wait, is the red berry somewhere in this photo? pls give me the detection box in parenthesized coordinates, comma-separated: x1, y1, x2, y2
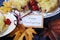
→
(4, 19, 11, 25)
(32, 5, 38, 11)
(29, 0, 35, 6)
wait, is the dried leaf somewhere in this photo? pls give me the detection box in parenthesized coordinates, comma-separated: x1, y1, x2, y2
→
(18, 33, 25, 40)
(14, 31, 21, 40)
(25, 33, 29, 40)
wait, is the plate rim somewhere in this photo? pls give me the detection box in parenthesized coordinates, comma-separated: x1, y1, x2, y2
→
(32, 7, 60, 18)
(44, 7, 60, 18)
(0, 13, 17, 37)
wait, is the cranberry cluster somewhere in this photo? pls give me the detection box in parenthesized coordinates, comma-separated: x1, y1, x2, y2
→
(28, 0, 39, 11)
(4, 19, 11, 25)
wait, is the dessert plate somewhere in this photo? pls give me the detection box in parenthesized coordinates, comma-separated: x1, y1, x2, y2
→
(44, 0, 60, 18)
(44, 7, 60, 18)
(4, 0, 60, 18)
(0, 13, 17, 37)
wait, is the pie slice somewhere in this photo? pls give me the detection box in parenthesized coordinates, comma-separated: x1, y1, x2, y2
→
(36, 0, 58, 12)
(0, 13, 8, 32)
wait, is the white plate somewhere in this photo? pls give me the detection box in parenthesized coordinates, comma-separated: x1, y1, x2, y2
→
(44, 7, 60, 18)
(4, 0, 60, 18)
(14, 7, 60, 18)
(0, 13, 17, 37)
(30, 7, 60, 18)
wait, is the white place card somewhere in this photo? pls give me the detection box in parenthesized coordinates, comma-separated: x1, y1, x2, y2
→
(22, 14, 43, 28)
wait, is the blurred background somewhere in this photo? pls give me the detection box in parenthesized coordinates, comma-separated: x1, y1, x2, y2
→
(0, 0, 60, 40)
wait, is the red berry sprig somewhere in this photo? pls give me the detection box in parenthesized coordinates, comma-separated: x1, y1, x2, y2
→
(4, 19, 11, 25)
(29, 0, 39, 11)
